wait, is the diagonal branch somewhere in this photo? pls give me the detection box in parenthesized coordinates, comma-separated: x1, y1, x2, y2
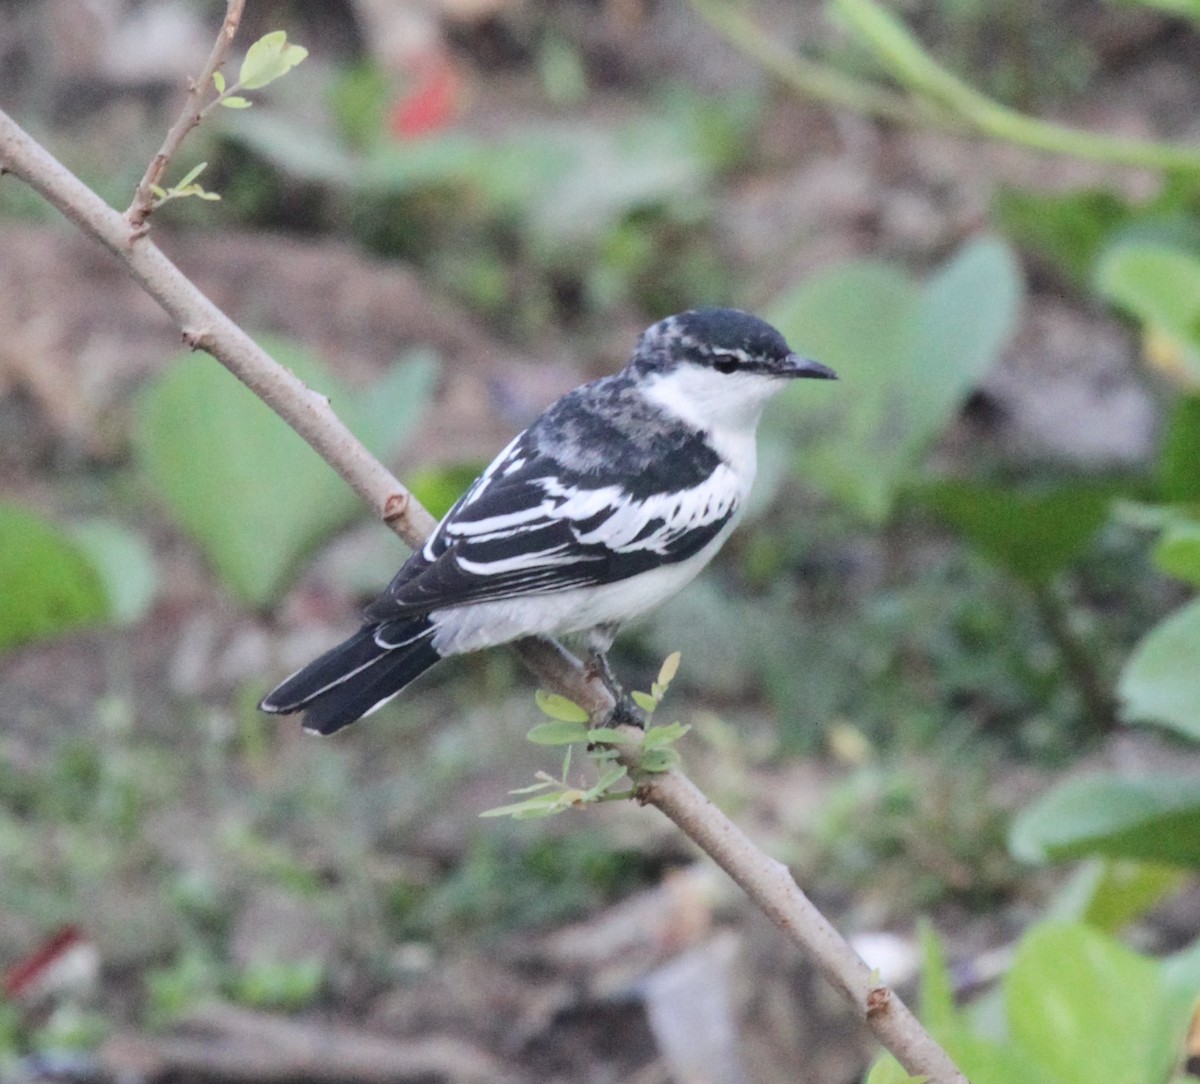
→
(126, 0, 247, 231)
(0, 90, 964, 1084)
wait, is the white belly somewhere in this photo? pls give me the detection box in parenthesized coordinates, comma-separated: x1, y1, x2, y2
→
(428, 520, 737, 656)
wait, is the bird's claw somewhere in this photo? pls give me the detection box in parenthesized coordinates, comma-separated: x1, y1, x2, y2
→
(608, 695, 647, 729)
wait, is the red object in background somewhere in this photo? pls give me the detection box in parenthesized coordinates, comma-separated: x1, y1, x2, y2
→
(390, 54, 462, 139)
(2, 925, 98, 1002)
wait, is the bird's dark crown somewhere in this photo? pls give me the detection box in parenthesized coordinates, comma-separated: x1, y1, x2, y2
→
(631, 307, 794, 376)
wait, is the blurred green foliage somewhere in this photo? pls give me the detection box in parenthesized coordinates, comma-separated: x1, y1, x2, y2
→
(871, 921, 1198, 1084)
(135, 340, 436, 606)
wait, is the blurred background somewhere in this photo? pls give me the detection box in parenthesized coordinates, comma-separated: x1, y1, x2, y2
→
(3, 0, 1200, 1081)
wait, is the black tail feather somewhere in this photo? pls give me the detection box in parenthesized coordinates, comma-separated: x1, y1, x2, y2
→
(259, 619, 441, 735)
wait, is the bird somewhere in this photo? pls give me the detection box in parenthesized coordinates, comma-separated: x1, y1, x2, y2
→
(260, 307, 837, 735)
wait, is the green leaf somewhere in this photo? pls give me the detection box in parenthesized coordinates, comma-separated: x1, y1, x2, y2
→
(1157, 394, 1200, 502)
(769, 237, 1021, 523)
(135, 340, 433, 606)
(1010, 774, 1200, 867)
(175, 161, 208, 189)
(1153, 516, 1200, 585)
(70, 520, 157, 625)
(1006, 923, 1186, 1084)
(0, 503, 109, 651)
(919, 477, 1124, 584)
(1119, 598, 1200, 739)
(639, 748, 680, 773)
(479, 792, 575, 819)
(584, 727, 627, 744)
(526, 719, 590, 744)
(238, 31, 308, 91)
(532, 690, 590, 724)
(943, 1033, 1061, 1084)
(1097, 243, 1200, 385)
(630, 690, 658, 713)
(351, 349, 439, 460)
(642, 721, 691, 748)
(656, 650, 681, 689)
(212, 71, 226, 93)
(406, 461, 486, 520)
(220, 96, 252, 110)
(1052, 860, 1188, 934)
(916, 921, 958, 1036)
(582, 765, 628, 801)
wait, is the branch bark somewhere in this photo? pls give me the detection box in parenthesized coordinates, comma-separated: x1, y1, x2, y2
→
(0, 58, 964, 1084)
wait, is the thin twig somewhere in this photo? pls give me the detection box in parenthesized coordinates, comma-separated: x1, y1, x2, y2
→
(126, 0, 247, 232)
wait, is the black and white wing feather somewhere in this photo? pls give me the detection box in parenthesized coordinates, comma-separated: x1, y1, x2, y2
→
(364, 401, 740, 625)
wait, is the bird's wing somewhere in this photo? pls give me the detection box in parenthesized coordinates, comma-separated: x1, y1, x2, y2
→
(363, 435, 740, 621)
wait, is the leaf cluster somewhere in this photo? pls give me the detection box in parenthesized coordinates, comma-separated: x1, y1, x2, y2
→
(483, 654, 689, 820)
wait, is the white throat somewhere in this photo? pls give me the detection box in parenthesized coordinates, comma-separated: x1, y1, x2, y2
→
(641, 363, 785, 479)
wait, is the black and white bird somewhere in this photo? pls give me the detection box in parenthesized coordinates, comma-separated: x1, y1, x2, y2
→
(260, 307, 836, 735)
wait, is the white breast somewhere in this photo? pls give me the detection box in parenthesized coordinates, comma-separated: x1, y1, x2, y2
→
(428, 516, 741, 656)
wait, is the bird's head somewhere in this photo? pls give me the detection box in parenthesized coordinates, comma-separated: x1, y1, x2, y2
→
(631, 307, 836, 433)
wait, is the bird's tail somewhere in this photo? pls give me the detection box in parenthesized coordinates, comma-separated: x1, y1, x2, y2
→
(259, 618, 441, 736)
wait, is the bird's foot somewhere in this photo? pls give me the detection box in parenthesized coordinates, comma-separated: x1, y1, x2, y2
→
(584, 644, 624, 700)
(609, 694, 648, 729)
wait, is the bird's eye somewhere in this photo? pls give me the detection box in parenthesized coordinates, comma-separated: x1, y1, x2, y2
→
(712, 353, 739, 374)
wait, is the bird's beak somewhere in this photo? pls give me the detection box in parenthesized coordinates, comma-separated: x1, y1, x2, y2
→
(783, 354, 838, 380)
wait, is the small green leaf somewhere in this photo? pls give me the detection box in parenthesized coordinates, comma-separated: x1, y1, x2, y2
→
(657, 650, 681, 689)
(220, 96, 252, 109)
(533, 689, 590, 723)
(1153, 518, 1200, 585)
(175, 161, 208, 189)
(917, 920, 959, 1035)
(1157, 394, 1200, 501)
(480, 793, 572, 819)
(582, 765, 628, 801)
(506, 779, 557, 795)
(1097, 243, 1200, 385)
(642, 721, 691, 748)
(0, 503, 109, 651)
(584, 727, 626, 744)
(175, 184, 220, 201)
(212, 70, 226, 93)
(1056, 860, 1188, 934)
(630, 690, 658, 713)
(239, 30, 309, 91)
(639, 747, 680, 773)
(1119, 598, 1200, 739)
(527, 719, 589, 745)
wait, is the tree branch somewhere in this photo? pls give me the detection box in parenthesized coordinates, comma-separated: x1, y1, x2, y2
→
(0, 49, 963, 1084)
(127, 0, 247, 231)
(633, 759, 966, 1082)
